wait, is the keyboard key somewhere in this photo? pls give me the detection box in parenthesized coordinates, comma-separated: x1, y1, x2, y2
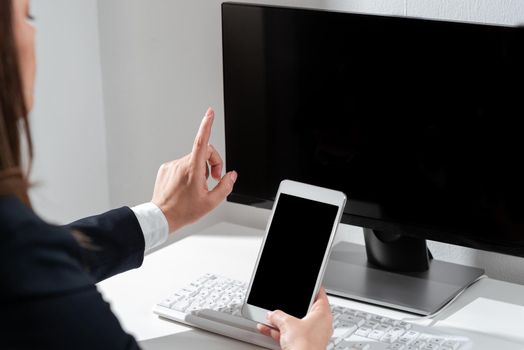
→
(368, 330, 385, 340)
(411, 340, 426, 347)
(336, 341, 370, 350)
(398, 337, 411, 345)
(390, 327, 406, 335)
(187, 303, 201, 313)
(171, 300, 191, 312)
(355, 327, 372, 337)
(181, 288, 199, 297)
(184, 284, 199, 292)
(381, 317, 396, 326)
(402, 330, 420, 342)
(404, 346, 419, 350)
(210, 292, 221, 301)
(331, 322, 357, 344)
(158, 297, 176, 308)
(371, 315, 385, 322)
(364, 321, 379, 329)
(394, 321, 412, 330)
(418, 334, 433, 342)
(332, 306, 344, 313)
(375, 324, 391, 332)
(442, 341, 462, 350)
(429, 337, 445, 345)
(339, 315, 366, 327)
(380, 332, 399, 343)
(355, 311, 372, 320)
(203, 280, 216, 288)
(343, 309, 358, 316)
(195, 276, 210, 284)
(202, 301, 216, 309)
(386, 343, 405, 350)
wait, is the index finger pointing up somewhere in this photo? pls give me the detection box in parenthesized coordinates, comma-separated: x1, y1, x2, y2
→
(192, 108, 215, 163)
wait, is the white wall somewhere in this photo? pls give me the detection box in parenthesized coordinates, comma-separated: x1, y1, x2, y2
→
(407, 0, 524, 25)
(96, 0, 524, 283)
(29, 0, 110, 224)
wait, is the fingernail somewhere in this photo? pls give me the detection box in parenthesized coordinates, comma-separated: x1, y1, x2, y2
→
(206, 107, 213, 118)
(230, 171, 238, 183)
(266, 311, 272, 319)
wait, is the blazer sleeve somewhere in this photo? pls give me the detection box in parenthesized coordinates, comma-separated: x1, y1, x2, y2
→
(64, 207, 146, 283)
(0, 197, 144, 350)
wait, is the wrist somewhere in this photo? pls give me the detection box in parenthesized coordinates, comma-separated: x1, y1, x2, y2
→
(153, 202, 186, 234)
(290, 340, 321, 350)
(293, 346, 315, 350)
(131, 202, 170, 251)
(149, 201, 175, 234)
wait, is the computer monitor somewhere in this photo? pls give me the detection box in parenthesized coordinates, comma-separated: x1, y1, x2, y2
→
(222, 3, 524, 314)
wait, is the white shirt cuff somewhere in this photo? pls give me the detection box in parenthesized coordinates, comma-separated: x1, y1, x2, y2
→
(131, 202, 169, 252)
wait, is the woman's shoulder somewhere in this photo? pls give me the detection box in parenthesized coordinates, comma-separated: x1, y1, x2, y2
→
(0, 195, 74, 248)
(0, 195, 92, 299)
(0, 194, 48, 235)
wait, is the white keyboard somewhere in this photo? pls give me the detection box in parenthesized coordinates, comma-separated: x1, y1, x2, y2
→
(153, 273, 472, 350)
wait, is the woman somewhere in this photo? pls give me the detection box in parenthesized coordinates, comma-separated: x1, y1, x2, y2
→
(0, 0, 333, 349)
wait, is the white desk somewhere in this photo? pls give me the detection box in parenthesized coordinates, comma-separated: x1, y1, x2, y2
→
(97, 222, 524, 350)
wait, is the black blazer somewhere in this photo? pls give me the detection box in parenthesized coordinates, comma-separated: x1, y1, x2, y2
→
(0, 195, 145, 349)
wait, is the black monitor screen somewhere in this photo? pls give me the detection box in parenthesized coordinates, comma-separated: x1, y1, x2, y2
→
(222, 3, 524, 257)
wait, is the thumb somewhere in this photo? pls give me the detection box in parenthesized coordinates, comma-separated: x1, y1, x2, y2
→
(208, 171, 237, 206)
(309, 287, 332, 318)
(267, 310, 293, 331)
(315, 287, 329, 306)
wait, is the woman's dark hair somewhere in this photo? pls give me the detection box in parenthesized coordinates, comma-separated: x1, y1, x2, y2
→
(0, 0, 33, 205)
(0, 2, 93, 249)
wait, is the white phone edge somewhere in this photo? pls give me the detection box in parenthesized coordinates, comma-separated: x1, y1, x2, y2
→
(241, 179, 347, 326)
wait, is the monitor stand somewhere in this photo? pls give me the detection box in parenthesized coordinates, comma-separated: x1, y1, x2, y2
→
(323, 228, 485, 315)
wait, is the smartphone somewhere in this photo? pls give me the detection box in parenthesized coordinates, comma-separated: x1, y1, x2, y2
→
(242, 180, 346, 325)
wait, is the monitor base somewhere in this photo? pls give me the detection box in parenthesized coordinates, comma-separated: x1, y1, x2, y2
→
(323, 241, 484, 315)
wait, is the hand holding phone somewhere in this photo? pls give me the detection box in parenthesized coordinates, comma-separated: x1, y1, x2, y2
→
(242, 180, 346, 325)
(256, 288, 334, 349)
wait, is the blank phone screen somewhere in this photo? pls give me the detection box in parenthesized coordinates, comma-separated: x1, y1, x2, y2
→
(247, 193, 339, 318)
